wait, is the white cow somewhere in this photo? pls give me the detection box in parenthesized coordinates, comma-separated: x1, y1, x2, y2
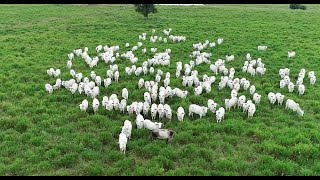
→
(136, 114, 145, 129)
(177, 106, 185, 122)
(285, 99, 304, 116)
(118, 132, 128, 154)
(122, 120, 132, 139)
(189, 104, 208, 119)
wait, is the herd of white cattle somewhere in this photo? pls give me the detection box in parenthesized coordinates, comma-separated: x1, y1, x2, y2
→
(45, 28, 316, 153)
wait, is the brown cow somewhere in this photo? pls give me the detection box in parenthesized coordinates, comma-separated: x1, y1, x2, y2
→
(150, 129, 175, 144)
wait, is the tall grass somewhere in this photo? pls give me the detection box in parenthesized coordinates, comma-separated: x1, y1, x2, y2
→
(0, 4, 320, 175)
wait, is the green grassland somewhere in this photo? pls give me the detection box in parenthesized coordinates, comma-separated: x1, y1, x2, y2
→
(1, 4, 320, 175)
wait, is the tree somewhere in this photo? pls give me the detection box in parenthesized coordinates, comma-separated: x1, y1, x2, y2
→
(134, 4, 157, 18)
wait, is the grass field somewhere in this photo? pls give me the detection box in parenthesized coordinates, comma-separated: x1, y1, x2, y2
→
(1, 4, 320, 176)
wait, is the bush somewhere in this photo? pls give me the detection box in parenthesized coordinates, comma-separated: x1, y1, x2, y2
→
(289, 4, 300, 9)
(289, 4, 307, 10)
(300, 5, 307, 10)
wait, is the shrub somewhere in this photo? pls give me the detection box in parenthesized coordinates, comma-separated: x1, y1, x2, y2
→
(289, 4, 300, 9)
(289, 4, 306, 10)
(300, 5, 307, 10)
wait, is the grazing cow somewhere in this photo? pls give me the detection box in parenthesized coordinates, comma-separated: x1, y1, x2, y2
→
(150, 129, 175, 144)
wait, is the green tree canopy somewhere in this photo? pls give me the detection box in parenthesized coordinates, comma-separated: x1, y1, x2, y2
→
(134, 4, 157, 18)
